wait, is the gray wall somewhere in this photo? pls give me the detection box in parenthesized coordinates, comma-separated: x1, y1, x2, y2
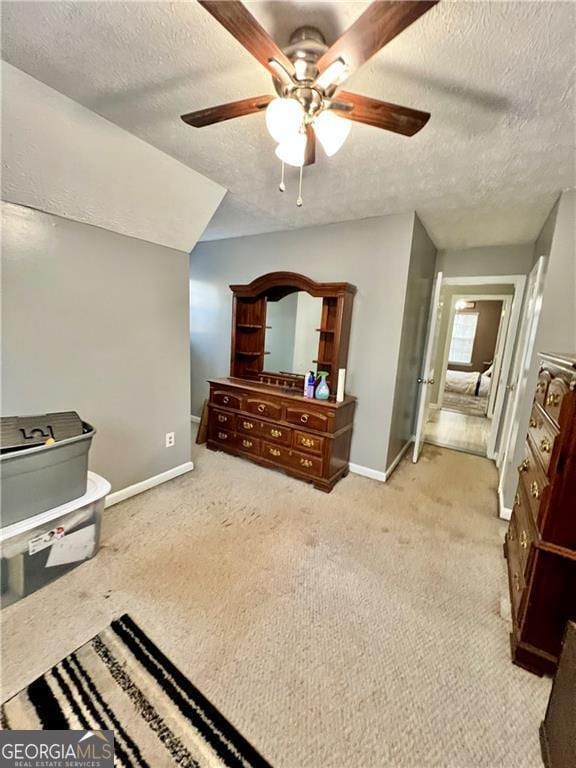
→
(501, 190, 576, 508)
(190, 213, 416, 474)
(386, 216, 436, 465)
(436, 243, 534, 277)
(1, 202, 192, 492)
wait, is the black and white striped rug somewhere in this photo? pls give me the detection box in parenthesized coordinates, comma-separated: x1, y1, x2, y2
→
(1, 614, 272, 768)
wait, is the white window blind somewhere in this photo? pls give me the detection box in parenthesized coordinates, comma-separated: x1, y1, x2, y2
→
(449, 312, 479, 364)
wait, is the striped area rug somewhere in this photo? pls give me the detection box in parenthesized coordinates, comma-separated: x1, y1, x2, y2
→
(1, 614, 271, 768)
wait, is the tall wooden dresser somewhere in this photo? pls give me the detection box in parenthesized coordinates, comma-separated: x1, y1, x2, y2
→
(504, 353, 576, 676)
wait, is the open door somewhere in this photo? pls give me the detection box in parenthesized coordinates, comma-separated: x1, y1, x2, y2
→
(413, 271, 443, 462)
(497, 257, 547, 496)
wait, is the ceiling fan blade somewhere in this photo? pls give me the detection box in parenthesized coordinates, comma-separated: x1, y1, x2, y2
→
(198, 1, 295, 79)
(181, 95, 273, 127)
(317, 1, 438, 83)
(332, 91, 430, 136)
(304, 125, 316, 166)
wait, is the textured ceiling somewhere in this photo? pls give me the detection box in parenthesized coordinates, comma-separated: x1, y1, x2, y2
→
(2, 1, 575, 248)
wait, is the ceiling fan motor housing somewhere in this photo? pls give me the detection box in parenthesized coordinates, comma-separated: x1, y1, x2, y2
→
(274, 26, 330, 114)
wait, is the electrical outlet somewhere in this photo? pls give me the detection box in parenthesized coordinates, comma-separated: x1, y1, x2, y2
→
(165, 432, 175, 448)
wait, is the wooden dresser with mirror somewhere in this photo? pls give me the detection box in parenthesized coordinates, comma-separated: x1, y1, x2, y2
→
(504, 352, 576, 676)
(206, 272, 356, 492)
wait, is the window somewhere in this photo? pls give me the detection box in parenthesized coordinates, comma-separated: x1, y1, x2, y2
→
(449, 311, 479, 364)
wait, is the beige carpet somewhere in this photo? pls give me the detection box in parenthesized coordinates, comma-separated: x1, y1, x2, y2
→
(1, 439, 550, 767)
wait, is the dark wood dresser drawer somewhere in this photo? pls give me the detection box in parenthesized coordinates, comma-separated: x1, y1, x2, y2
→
(209, 424, 234, 445)
(528, 404, 558, 473)
(261, 441, 323, 477)
(258, 421, 292, 445)
(285, 406, 329, 432)
(285, 449, 323, 477)
(234, 434, 261, 456)
(518, 440, 550, 529)
(506, 520, 527, 623)
(294, 430, 325, 455)
(244, 397, 282, 420)
(535, 370, 552, 407)
(513, 481, 538, 573)
(544, 377, 569, 427)
(212, 409, 236, 430)
(211, 389, 242, 410)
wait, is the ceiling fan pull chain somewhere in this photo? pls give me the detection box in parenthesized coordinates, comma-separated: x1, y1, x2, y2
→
(278, 161, 286, 193)
(296, 165, 303, 207)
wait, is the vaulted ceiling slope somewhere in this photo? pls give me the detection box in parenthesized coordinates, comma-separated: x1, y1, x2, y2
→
(2, 1, 575, 249)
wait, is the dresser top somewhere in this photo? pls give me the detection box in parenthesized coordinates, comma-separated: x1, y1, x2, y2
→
(539, 352, 576, 370)
(208, 377, 356, 408)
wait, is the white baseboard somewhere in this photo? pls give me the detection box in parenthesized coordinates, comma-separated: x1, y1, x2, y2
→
(498, 488, 512, 521)
(349, 438, 413, 484)
(349, 463, 386, 483)
(105, 461, 194, 508)
(190, 415, 200, 423)
(385, 439, 413, 480)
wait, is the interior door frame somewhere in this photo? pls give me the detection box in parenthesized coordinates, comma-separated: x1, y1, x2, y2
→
(440, 275, 527, 460)
(497, 257, 547, 515)
(437, 293, 513, 414)
(412, 271, 444, 463)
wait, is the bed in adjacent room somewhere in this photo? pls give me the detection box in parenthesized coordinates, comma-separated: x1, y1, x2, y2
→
(442, 366, 492, 416)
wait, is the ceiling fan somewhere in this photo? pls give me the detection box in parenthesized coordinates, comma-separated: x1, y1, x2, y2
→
(181, 0, 438, 205)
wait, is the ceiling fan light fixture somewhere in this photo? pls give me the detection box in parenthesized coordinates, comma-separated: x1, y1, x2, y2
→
(265, 97, 304, 144)
(313, 110, 351, 157)
(275, 132, 308, 168)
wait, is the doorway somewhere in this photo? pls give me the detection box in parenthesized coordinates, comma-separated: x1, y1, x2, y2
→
(413, 275, 526, 462)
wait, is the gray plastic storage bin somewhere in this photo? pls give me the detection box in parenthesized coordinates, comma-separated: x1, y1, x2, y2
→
(0, 416, 95, 528)
(0, 472, 110, 607)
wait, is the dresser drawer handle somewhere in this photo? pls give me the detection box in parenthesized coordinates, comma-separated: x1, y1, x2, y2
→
(518, 458, 529, 472)
(301, 437, 315, 448)
(507, 528, 515, 543)
(531, 481, 540, 500)
(514, 493, 521, 507)
(242, 439, 253, 448)
(269, 447, 281, 457)
(217, 414, 227, 423)
(546, 393, 560, 407)
(520, 530, 528, 549)
(258, 404, 266, 413)
(513, 573, 521, 592)
(300, 458, 313, 468)
(529, 417, 537, 428)
(540, 437, 551, 453)
(270, 428, 282, 438)
(223, 396, 229, 404)
(218, 432, 228, 440)
(243, 421, 254, 430)
(300, 414, 309, 424)
(537, 381, 546, 391)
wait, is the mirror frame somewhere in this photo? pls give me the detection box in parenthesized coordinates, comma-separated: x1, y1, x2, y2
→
(229, 272, 356, 393)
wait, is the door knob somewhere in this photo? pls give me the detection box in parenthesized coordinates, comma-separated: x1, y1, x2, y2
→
(417, 377, 424, 383)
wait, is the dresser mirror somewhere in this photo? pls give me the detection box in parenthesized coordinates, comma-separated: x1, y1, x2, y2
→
(265, 292, 323, 376)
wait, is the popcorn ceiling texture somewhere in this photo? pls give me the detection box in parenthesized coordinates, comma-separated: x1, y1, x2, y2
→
(2, 438, 550, 767)
(2, 1, 574, 248)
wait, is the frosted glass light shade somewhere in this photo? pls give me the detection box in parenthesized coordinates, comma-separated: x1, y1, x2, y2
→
(265, 98, 304, 143)
(275, 133, 307, 167)
(313, 111, 351, 156)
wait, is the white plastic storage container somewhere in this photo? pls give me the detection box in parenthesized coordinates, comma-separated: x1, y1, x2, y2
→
(0, 472, 110, 608)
